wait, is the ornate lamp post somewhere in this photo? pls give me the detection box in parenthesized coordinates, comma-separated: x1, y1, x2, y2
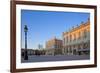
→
(24, 25, 28, 60)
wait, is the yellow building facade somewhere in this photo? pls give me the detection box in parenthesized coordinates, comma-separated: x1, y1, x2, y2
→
(63, 19, 90, 55)
(46, 37, 63, 55)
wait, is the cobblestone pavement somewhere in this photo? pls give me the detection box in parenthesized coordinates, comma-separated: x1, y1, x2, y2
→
(21, 55, 90, 63)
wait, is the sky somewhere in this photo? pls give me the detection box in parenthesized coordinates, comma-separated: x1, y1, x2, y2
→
(21, 9, 90, 49)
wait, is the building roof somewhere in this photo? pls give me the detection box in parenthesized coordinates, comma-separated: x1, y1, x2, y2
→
(63, 20, 90, 36)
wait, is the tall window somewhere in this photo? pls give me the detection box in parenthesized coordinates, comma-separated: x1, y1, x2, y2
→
(78, 32, 81, 39)
(67, 36, 68, 42)
(70, 35, 72, 42)
(69, 46, 72, 53)
(74, 34, 76, 41)
(78, 44, 81, 49)
(67, 36, 69, 42)
(64, 38, 66, 45)
(84, 29, 87, 38)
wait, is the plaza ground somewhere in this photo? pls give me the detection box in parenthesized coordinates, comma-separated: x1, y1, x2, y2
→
(21, 55, 90, 63)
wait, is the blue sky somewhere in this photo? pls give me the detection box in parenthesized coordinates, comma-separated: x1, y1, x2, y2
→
(21, 10, 90, 49)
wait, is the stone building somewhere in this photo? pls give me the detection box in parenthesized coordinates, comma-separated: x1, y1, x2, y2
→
(45, 37, 63, 55)
(62, 19, 90, 55)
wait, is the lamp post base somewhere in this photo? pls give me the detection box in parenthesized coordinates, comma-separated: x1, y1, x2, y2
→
(24, 50, 28, 60)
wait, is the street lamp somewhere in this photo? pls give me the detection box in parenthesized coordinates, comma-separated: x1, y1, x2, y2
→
(24, 25, 28, 60)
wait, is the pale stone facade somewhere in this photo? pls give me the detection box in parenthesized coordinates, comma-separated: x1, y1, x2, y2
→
(62, 19, 90, 55)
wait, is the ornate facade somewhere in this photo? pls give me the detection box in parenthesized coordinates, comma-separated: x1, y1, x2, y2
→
(45, 37, 63, 55)
(62, 19, 90, 55)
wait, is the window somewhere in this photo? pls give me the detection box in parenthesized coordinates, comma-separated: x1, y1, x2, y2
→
(63, 38, 65, 45)
(70, 35, 72, 42)
(69, 46, 72, 53)
(84, 29, 87, 38)
(67, 36, 68, 42)
(74, 34, 76, 41)
(78, 32, 81, 39)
